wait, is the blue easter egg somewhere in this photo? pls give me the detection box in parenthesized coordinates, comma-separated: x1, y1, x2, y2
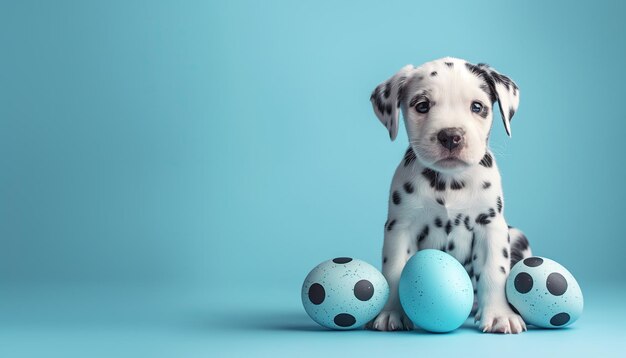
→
(301, 257, 389, 330)
(399, 249, 473, 333)
(506, 257, 583, 328)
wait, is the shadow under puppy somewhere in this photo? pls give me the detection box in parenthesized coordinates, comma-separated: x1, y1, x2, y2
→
(367, 57, 531, 334)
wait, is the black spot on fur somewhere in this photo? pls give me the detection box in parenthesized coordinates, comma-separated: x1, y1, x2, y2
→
(396, 76, 407, 108)
(475, 213, 491, 225)
(509, 107, 516, 121)
(483, 181, 491, 189)
(383, 257, 387, 264)
(434, 217, 443, 228)
(431, 71, 437, 76)
(473, 253, 477, 261)
(421, 168, 437, 185)
(510, 234, 530, 268)
(370, 85, 388, 115)
(417, 225, 429, 243)
(500, 266, 506, 274)
(434, 180, 445, 191)
(407, 248, 411, 254)
(454, 213, 463, 226)
(445, 62, 454, 67)
(422, 168, 446, 191)
(465, 63, 497, 103)
(496, 196, 502, 213)
(436, 197, 445, 206)
(463, 256, 472, 266)
(503, 248, 509, 259)
(403, 182, 414, 194)
(392, 191, 401, 205)
(445, 220, 452, 235)
(450, 179, 465, 190)
(491, 71, 514, 91)
(479, 83, 494, 103)
(403, 147, 416, 167)
(475, 274, 480, 282)
(383, 81, 391, 99)
(488, 208, 496, 217)
(448, 241, 455, 251)
(479, 152, 493, 167)
(464, 216, 472, 231)
(386, 219, 396, 231)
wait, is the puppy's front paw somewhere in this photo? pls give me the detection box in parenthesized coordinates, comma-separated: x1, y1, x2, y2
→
(475, 305, 527, 334)
(366, 310, 414, 331)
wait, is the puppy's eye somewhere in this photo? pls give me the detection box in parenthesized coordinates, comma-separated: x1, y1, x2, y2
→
(415, 101, 430, 113)
(471, 101, 483, 113)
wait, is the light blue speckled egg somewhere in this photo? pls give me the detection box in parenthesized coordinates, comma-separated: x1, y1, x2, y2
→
(399, 249, 473, 333)
(301, 257, 389, 330)
(506, 256, 583, 328)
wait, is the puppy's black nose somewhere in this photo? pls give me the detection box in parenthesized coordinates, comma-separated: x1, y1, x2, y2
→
(437, 128, 464, 151)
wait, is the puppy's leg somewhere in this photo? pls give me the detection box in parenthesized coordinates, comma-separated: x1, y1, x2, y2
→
(473, 218, 526, 334)
(367, 219, 414, 331)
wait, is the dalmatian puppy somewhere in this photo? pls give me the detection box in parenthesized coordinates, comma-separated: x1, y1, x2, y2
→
(366, 57, 532, 334)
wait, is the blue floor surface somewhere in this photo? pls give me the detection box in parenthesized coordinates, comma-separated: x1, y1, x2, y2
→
(0, 282, 624, 357)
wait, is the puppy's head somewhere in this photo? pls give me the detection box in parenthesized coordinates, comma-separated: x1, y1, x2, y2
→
(370, 57, 519, 173)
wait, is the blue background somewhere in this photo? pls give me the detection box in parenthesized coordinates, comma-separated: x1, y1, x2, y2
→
(1, 0, 625, 356)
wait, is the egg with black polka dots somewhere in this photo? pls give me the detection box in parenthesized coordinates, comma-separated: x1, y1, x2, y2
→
(506, 256, 583, 328)
(301, 257, 389, 330)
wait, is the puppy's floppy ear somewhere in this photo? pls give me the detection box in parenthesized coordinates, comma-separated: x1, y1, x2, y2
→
(477, 63, 520, 137)
(370, 65, 414, 141)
